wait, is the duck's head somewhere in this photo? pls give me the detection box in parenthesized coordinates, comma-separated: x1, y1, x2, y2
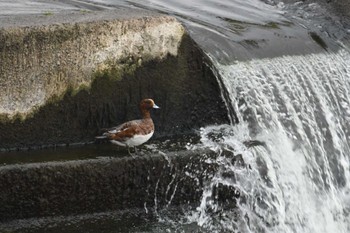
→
(140, 99, 160, 111)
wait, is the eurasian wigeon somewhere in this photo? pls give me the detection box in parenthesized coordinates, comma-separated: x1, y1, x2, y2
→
(96, 99, 160, 155)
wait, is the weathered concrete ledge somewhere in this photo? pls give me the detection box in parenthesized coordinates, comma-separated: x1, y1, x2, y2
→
(0, 9, 229, 149)
(0, 149, 239, 222)
(0, 10, 184, 119)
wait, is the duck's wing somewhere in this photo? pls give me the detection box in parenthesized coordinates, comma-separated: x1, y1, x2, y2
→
(104, 119, 142, 134)
(96, 120, 142, 141)
(103, 124, 124, 134)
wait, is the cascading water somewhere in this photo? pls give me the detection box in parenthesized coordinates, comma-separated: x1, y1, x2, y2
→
(181, 49, 350, 232)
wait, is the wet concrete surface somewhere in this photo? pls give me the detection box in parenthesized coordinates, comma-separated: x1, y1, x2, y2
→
(0, 207, 204, 233)
(0, 131, 244, 225)
(0, 145, 210, 222)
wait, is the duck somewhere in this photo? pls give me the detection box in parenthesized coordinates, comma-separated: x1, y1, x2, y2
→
(96, 99, 160, 155)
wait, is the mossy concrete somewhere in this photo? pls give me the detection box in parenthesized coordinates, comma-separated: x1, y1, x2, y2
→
(0, 10, 229, 150)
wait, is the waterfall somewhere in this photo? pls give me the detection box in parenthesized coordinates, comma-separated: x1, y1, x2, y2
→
(186, 49, 350, 232)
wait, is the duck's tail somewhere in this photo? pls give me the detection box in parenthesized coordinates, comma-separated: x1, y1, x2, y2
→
(110, 140, 127, 147)
(95, 135, 109, 144)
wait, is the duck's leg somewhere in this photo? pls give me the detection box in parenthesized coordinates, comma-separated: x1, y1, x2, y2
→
(127, 147, 133, 156)
(134, 146, 138, 154)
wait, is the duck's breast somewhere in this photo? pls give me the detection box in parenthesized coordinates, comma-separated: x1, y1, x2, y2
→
(125, 131, 154, 147)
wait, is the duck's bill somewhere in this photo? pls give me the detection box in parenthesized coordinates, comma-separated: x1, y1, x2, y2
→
(153, 104, 160, 109)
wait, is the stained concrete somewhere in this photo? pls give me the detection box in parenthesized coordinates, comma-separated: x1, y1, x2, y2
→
(0, 10, 184, 119)
(0, 9, 229, 150)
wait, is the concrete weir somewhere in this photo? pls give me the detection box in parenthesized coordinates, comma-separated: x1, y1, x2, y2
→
(0, 8, 229, 150)
(0, 7, 231, 224)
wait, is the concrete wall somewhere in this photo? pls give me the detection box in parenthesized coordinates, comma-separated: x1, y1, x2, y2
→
(0, 9, 229, 150)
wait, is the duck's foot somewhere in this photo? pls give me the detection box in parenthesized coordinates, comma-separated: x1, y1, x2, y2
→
(127, 147, 137, 158)
(126, 146, 145, 157)
(127, 147, 133, 156)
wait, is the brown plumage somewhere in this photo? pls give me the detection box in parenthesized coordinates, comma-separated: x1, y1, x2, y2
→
(96, 99, 160, 152)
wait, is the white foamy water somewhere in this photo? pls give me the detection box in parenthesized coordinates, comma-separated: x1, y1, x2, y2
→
(189, 50, 350, 232)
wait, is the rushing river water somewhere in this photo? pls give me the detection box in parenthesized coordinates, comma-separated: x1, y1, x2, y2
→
(1, 0, 350, 232)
